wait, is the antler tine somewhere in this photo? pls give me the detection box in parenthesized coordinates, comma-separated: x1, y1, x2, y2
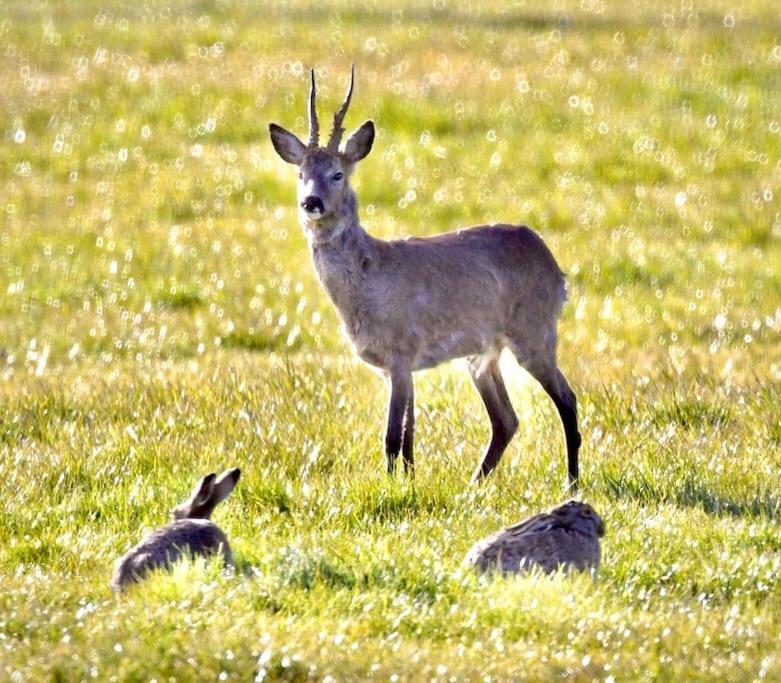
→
(327, 64, 355, 152)
(308, 68, 319, 148)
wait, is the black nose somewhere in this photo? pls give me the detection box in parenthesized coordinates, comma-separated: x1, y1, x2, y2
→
(301, 195, 324, 213)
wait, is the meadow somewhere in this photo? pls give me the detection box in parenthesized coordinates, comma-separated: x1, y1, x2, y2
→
(1, 0, 780, 679)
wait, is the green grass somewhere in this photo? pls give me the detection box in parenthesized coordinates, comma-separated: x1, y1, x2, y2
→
(1, 0, 780, 679)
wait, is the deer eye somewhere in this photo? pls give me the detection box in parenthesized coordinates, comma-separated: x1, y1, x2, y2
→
(331, 172, 344, 182)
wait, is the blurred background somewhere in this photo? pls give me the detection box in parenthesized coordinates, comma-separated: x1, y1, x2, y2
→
(1, 0, 778, 380)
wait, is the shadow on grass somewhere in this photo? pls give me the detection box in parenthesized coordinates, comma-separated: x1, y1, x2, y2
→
(221, 330, 292, 353)
(603, 470, 781, 519)
(157, 289, 203, 311)
(242, 480, 294, 515)
(236, 548, 443, 606)
(350, 486, 452, 524)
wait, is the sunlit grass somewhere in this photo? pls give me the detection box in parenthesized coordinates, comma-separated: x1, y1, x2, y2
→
(1, 0, 780, 680)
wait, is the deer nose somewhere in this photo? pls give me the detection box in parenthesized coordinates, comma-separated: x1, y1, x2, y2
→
(301, 195, 324, 214)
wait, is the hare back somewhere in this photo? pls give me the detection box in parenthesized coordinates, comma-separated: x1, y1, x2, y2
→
(112, 519, 232, 590)
(465, 527, 600, 575)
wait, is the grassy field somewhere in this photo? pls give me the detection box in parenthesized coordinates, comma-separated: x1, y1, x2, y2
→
(1, 0, 780, 679)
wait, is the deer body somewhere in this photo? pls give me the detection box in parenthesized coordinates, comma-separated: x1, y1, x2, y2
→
(311, 216, 564, 374)
(270, 68, 581, 486)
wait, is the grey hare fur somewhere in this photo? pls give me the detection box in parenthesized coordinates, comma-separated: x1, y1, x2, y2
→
(111, 468, 240, 590)
(464, 500, 604, 574)
(269, 67, 581, 487)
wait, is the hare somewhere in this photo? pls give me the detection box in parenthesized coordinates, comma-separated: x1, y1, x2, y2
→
(111, 468, 241, 590)
(464, 500, 604, 575)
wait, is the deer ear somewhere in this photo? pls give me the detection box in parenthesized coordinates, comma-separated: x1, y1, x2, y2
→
(269, 123, 307, 164)
(343, 120, 374, 163)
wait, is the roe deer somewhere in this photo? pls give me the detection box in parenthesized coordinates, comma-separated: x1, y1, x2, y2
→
(269, 67, 581, 487)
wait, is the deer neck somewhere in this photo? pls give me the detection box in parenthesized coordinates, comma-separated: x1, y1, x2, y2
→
(306, 189, 380, 317)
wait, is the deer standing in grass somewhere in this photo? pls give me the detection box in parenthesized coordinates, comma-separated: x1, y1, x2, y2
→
(269, 67, 581, 487)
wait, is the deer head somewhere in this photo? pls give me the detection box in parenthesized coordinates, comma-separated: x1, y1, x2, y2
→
(269, 66, 374, 238)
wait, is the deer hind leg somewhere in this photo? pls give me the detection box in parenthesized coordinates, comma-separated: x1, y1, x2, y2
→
(468, 353, 519, 483)
(512, 346, 581, 490)
(385, 368, 413, 475)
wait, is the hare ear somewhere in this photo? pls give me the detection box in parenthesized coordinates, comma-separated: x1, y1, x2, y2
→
(208, 468, 241, 507)
(189, 473, 217, 506)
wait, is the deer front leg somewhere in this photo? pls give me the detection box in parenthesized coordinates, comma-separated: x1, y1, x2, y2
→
(402, 382, 415, 475)
(385, 367, 412, 474)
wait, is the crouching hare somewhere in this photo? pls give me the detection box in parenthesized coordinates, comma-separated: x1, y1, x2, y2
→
(112, 468, 241, 590)
(464, 500, 604, 575)
(269, 67, 581, 488)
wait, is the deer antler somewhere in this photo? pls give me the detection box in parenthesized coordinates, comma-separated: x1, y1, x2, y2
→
(327, 64, 355, 152)
(308, 69, 319, 148)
